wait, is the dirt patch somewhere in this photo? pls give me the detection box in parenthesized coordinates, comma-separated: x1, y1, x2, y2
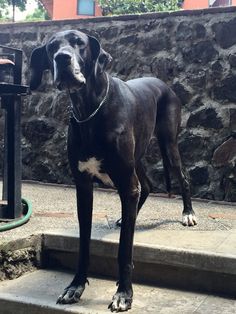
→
(0, 235, 42, 281)
(34, 211, 74, 218)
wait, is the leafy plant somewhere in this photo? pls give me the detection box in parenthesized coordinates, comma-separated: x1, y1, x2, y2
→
(25, 5, 49, 21)
(0, 0, 27, 21)
(0, 0, 49, 22)
(99, 0, 183, 15)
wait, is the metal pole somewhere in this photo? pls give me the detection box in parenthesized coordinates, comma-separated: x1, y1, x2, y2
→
(1, 95, 22, 219)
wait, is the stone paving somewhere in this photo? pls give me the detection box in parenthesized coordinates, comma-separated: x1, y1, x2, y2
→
(0, 181, 236, 313)
(1, 180, 236, 244)
(1, 269, 236, 314)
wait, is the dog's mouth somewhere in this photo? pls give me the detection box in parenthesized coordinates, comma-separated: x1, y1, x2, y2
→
(54, 66, 86, 91)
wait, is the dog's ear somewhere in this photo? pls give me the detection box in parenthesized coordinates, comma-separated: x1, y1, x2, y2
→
(97, 48, 113, 74)
(88, 36, 112, 76)
(29, 44, 50, 90)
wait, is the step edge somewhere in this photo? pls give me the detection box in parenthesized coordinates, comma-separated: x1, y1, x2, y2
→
(42, 233, 236, 275)
(0, 292, 100, 314)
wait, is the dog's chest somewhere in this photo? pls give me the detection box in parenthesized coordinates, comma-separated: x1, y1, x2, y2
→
(78, 157, 114, 187)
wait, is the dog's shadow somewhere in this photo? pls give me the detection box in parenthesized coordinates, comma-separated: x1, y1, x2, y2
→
(135, 219, 181, 231)
(108, 218, 181, 231)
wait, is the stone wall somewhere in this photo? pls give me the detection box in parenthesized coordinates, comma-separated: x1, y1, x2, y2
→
(0, 7, 235, 201)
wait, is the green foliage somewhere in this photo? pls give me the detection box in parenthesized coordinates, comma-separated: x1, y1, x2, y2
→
(11, 0, 27, 11)
(0, 0, 9, 19)
(25, 5, 49, 21)
(0, 0, 49, 22)
(0, 0, 27, 21)
(99, 0, 183, 15)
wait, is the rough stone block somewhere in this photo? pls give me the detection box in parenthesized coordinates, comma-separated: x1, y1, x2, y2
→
(179, 133, 211, 163)
(212, 137, 236, 167)
(189, 166, 209, 185)
(182, 41, 218, 65)
(143, 34, 171, 53)
(172, 81, 192, 105)
(229, 53, 236, 68)
(0, 33, 10, 44)
(151, 57, 176, 82)
(213, 75, 236, 102)
(187, 68, 207, 88)
(176, 21, 206, 41)
(230, 109, 236, 133)
(213, 17, 236, 49)
(22, 118, 56, 144)
(187, 108, 223, 129)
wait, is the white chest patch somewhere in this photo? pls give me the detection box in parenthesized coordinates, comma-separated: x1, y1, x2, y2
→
(78, 157, 114, 187)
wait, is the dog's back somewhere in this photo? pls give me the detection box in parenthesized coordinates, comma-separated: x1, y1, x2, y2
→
(108, 76, 181, 161)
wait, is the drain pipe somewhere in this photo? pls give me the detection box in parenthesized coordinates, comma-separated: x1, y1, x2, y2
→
(0, 198, 32, 232)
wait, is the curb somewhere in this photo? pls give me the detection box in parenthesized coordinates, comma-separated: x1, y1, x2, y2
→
(42, 232, 236, 296)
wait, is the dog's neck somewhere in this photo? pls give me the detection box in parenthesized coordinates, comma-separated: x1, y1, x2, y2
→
(69, 72, 109, 123)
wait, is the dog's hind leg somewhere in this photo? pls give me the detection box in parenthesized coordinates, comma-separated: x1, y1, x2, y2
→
(158, 138, 172, 196)
(157, 98, 197, 227)
(116, 161, 151, 226)
(165, 141, 196, 226)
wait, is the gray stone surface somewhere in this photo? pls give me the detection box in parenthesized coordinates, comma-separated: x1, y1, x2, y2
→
(0, 181, 236, 312)
(1, 181, 236, 243)
(0, 269, 236, 314)
(0, 7, 235, 201)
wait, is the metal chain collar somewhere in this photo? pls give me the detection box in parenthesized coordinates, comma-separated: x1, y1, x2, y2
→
(70, 73, 110, 124)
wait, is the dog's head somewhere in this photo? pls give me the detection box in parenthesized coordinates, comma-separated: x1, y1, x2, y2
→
(30, 30, 112, 91)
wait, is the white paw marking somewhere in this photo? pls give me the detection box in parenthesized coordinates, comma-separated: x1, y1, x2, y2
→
(78, 157, 114, 187)
(182, 214, 197, 226)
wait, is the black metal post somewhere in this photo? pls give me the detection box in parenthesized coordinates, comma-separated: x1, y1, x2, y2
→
(0, 46, 27, 220)
(13, 49, 22, 85)
(2, 108, 7, 201)
(1, 95, 22, 219)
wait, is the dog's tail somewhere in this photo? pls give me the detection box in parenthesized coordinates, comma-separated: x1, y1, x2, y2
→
(157, 135, 172, 196)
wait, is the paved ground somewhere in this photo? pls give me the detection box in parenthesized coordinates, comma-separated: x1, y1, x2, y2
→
(1, 180, 236, 244)
(0, 269, 236, 314)
(0, 181, 236, 313)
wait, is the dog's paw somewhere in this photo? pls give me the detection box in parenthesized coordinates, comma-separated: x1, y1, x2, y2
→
(182, 213, 197, 226)
(108, 292, 132, 312)
(56, 285, 85, 304)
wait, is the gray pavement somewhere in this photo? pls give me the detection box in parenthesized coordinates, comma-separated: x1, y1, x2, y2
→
(1, 181, 236, 313)
(0, 269, 236, 314)
(0, 182, 236, 247)
(1, 180, 236, 251)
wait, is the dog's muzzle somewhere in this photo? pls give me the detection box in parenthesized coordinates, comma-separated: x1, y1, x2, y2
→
(54, 51, 86, 90)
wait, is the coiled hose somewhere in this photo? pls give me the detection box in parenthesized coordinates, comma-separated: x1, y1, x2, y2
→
(0, 198, 32, 232)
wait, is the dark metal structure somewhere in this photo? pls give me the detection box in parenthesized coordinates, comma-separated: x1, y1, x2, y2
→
(0, 46, 28, 220)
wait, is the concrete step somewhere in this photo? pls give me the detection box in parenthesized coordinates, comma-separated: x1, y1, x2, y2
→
(0, 269, 235, 314)
(42, 231, 236, 297)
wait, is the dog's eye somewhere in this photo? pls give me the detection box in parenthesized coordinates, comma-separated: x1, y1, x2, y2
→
(70, 37, 84, 47)
(76, 38, 85, 46)
(76, 39, 86, 50)
(69, 37, 86, 53)
(69, 37, 77, 46)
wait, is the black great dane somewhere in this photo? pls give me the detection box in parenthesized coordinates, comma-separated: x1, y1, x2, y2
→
(30, 30, 197, 312)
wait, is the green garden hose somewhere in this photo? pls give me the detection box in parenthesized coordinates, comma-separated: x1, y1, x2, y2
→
(0, 198, 32, 232)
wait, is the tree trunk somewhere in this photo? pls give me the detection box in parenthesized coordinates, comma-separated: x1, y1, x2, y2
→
(12, 0, 16, 22)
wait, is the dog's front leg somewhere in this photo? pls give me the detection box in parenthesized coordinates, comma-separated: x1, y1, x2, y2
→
(109, 173, 140, 312)
(57, 175, 93, 304)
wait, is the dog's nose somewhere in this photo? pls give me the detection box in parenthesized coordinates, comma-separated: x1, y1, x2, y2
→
(54, 52, 72, 67)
